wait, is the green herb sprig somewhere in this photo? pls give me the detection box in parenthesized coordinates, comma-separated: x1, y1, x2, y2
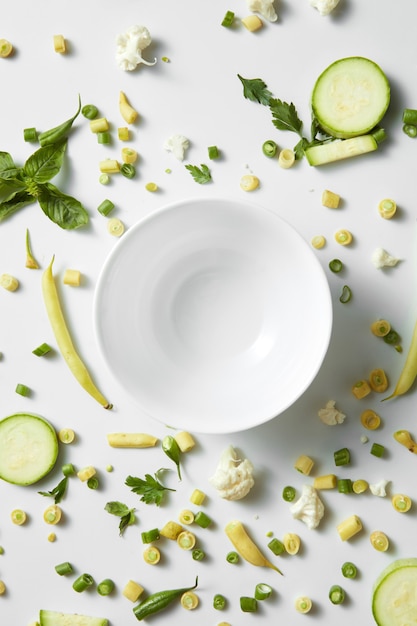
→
(185, 163, 212, 184)
(104, 501, 136, 536)
(125, 469, 176, 506)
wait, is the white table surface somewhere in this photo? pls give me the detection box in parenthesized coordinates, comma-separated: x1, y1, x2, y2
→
(1, 1, 417, 624)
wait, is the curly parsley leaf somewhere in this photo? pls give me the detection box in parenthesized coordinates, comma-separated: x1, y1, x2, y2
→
(105, 501, 136, 536)
(237, 74, 273, 105)
(185, 163, 212, 184)
(38, 476, 68, 504)
(125, 470, 176, 506)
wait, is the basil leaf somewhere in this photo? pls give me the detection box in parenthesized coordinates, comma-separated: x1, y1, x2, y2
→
(38, 182, 89, 229)
(0, 178, 27, 203)
(105, 501, 130, 517)
(0, 191, 34, 221)
(0, 152, 22, 180)
(23, 139, 67, 183)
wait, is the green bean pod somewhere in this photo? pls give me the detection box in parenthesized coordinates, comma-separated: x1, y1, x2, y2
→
(39, 95, 82, 146)
(133, 576, 198, 621)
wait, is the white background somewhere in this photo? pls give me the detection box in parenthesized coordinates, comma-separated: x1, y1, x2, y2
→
(1, 1, 417, 624)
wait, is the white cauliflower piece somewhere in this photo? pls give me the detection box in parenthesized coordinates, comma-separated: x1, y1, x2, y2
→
(371, 247, 401, 269)
(247, 0, 278, 21)
(289, 484, 324, 529)
(318, 400, 346, 425)
(115, 25, 157, 71)
(209, 445, 254, 501)
(370, 479, 389, 497)
(164, 134, 190, 161)
(309, 0, 340, 16)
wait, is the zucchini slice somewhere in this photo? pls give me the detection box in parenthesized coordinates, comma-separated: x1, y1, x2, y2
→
(372, 558, 417, 625)
(305, 134, 378, 166)
(40, 610, 109, 626)
(0, 412, 59, 485)
(312, 56, 390, 139)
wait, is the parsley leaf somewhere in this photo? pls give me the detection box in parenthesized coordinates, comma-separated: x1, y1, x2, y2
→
(38, 476, 68, 504)
(125, 470, 176, 506)
(237, 74, 273, 105)
(185, 163, 212, 184)
(269, 98, 303, 136)
(104, 501, 136, 536)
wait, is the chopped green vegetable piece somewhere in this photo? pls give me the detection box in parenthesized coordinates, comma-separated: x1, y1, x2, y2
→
(141, 528, 160, 544)
(262, 139, 278, 157)
(194, 510, 212, 528)
(15, 383, 31, 397)
(371, 443, 385, 458)
(226, 550, 239, 564)
(221, 10, 235, 27)
(338, 478, 353, 494)
(240, 596, 258, 612)
(82, 104, 99, 120)
(192, 548, 205, 561)
(402, 108, 417, 125)
(97, 579, 115, 596)
(334, 447, 351, 466)
(32, 342, 52, 356)
(208, 145, 220, 159)
(329, 258, 343, 273)
(282, 485, 296, 501)
(73, 573, 94, 593)
(329, 584, 345, 605)
(97, 131, 111, 145)
(339, 284, 352, 303)
(23, 127, 38, 143)
(213, 594, 226, 610)
(341, 561, 358, 579)
(254, 583, 272, 600)
(87, 476, 99, 489)
(267, 538, 285, 556)
(403, 124, 417, 138)
(55, 561, 73, 576)
(120, 163, 136, 178)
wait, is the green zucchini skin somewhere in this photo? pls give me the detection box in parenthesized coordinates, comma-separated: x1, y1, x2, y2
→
(372, 558, 417, 626)
(312, 56, 390, 139)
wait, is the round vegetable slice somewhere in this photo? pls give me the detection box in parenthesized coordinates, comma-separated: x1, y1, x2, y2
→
(0, 412, 59, 485)
(372, 558, 417, 625)
(312, 56, 390, 139)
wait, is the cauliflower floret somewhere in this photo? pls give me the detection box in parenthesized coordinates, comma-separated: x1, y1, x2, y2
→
(370, 479, 389, 497)
(164, 134, 190, 161)
(289, 484, 324, 529)
(209, 445, 254, 501)
(318, 400, 346, 426)
(371, 247, 401, 269)
(247, 0, 278, 21)
(115, 25, 157, 71)
(309, 0, 341, 16)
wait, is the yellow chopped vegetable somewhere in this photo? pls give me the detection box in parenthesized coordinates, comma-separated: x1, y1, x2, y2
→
(0, 273, 19, 291)
(175, 431, 196, 452)
(360, 409, 381, 430)
(190, 489, 206, 505)
(352, 379, 371, 399)
(181, 591, 199, 610)
(0, 580, 6, 595)
(278, 148, 295, 169)
(47, 532, 56, 542)
(159, 520, 184, 540)
(391, 493, 412, 513)
(77, 466, 96, 482)
(107, 218, 125, 237)
(378, 198, 397, 219)
(58, 428, 75, 444)
(369, 368, 388, 393)
(106, 432, 158, 448)
(370, 530, 389, 552)
(311, 235, 326, 249)
(53, 34, 66, 53)
(352, 479, 369, 494)
(0, 38, 13, 58)
(322, 189, 340, 208)
(118, 126, 130, 141)
(283, 532, 301, 555)
(123, 580, 144, 602)
(145, 182, 158, 192)
(121, 147, 138, 164)
(63, 269, 81, 286)
(178, 509, 195, 525)
(240, 174, 259, 191)
(370, 319, 391, 337)
(294, 455, 314, 475)
(43, 505, 62, 525)
(295, 596, 312, 613)
(177, 531, 196, 550)
(313, 474, 337, 489)
(99, 159, 120, 173)
(119, 91, 138, 124)
(337, 514, 362, 541)
(241, 14, 263, 31)
(11, 509, 27, 525)
(335, 229, 353, 245)
(90, 118, 110, 133)
(143, 545, 161, 565)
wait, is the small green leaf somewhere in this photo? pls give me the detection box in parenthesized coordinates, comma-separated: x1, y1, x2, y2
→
(162, 435, 182, 480)
(23, 139, 67, 183)
(185, 163, 212, 184)
(38, 476, 68, 504)
(237, 74, 273, 105)
(38, 182, 89, 229)
(105, 501, 136, 536)
(125, 470, 176, 506)
(0, 191, 34, 222)
(269, 98, 303, 136)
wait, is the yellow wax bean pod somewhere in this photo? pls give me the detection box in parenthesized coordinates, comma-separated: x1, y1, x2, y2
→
(119, 91, 138, 124)
(42, 257, 112, 409)
(106, 433, 158, 448)
(225, 520, 282, 574)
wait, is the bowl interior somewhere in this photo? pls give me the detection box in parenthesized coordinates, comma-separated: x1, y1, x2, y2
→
(94, 197, 332, 433)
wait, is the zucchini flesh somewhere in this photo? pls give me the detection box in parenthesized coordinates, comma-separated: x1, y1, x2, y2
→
(312, 56, 390, 139)
(0, 413, 58, 485)
(305, 134, 377, 166)
(40, 610, 109, 626)
(372, 558, 417, 625)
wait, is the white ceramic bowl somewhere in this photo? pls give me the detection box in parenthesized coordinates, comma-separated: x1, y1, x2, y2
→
(93, 197, 332, 433)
